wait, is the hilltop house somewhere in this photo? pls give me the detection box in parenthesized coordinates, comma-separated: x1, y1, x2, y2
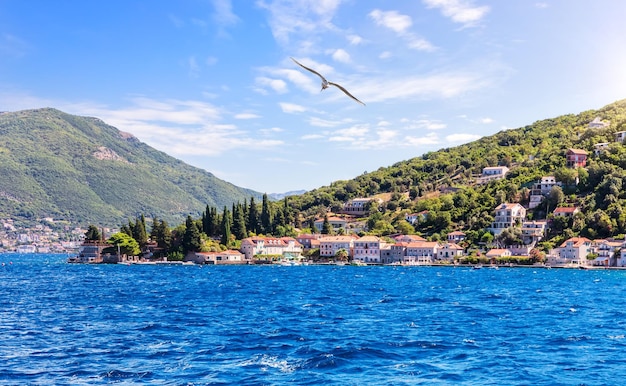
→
(566, 149, 588, 168)
(477, 166, 509, 184)
(489, 203, 526, 235)
(588, 117, 610, 129)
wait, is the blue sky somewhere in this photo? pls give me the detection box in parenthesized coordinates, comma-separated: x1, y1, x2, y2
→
(1, 1, 626, 194)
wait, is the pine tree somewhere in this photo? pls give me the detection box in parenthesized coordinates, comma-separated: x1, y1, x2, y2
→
(232, 203, 247, 240)
(322, 213, 333, 235)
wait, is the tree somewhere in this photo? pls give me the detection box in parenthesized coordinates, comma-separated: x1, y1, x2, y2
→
(107, 232, 140, 256)
(182, 215, 202, 254)
(221, 207, 232, 246)
(261, 193, 272, 234)
(150, 218, 171, 252)
(248, 197, 259, 234)
(321, 213, 333, 235)
(232, 203, 247, 240)
(84, 225, 101, 241)
(132, 215, 148, 247)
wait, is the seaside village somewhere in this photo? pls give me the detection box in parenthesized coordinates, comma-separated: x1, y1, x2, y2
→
(6, 117, 626, 269)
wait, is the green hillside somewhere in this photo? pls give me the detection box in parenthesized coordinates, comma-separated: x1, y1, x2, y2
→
(283, 99, 626, 246)
(0, 108, 262, 226)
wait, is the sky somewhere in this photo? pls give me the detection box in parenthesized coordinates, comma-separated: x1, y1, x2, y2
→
(1, 1, 626, 194)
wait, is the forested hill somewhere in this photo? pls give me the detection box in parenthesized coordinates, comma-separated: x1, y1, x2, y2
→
(284, 99, 626, 244)
(0, 108, 262, 226)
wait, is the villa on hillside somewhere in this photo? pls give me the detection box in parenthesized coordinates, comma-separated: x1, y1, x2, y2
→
(566, 148, 588, 168)
(341, 197, 382, 216)
(615, 131, 626, 143)
(594, 142, 610, 156)
(553, 206, 580, 218)
(406, 211, 428, 225)
(588, 117, 610, 129)
(489, 203, 526, 235)
(591, 239, 622, 267)
(314, 216, 347, 233)
(528, 176, 561, 209)
(521, 220, 548, 244)
(477, 166, 509, 184)
(447, 231, 466, 243)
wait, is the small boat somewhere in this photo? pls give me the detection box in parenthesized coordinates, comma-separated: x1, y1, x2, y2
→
(472, 264, 483, 270)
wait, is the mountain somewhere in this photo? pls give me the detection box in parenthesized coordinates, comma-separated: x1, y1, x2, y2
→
(269, 190, 308, 200)
(0, 108, 262, 226)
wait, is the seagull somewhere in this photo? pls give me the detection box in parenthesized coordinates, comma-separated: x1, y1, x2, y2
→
(290, 57, 365, 106)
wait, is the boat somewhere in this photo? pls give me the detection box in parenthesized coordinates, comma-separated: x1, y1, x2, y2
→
(472, 264, 483, 270)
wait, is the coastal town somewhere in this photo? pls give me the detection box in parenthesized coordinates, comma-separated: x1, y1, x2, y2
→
(6, 116, 626, 270)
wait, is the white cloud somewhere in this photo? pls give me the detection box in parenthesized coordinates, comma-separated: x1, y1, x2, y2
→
(309, 116, 343, 127)
(369, 9, 435, 51)
(347, 34, 363, 45)
(405, 132, 440, 146)
(260, 127, 284, 135)
(535, 2, 549, 9)
(445, 133, 481, 143)
(301, 133, 325, 140)
(379, 51, 392, 59)
(212, 0, 240, 26)
(331, 48, 351, 63)
(423, 0, 489, 26)
(255, 76, 288, 93)
(234, 112, 261, 119)
(279, 102, 307, 113)
(369, 9, 412, 34)
(256, 0, 343, 44)
(408, 119, 447, 130)
(479, 117, 494, 124)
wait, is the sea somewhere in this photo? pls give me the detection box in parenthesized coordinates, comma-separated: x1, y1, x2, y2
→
(2, 253, 626, 385)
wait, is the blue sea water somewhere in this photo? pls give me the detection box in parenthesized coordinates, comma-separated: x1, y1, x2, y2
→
(2, 254, 626, 385)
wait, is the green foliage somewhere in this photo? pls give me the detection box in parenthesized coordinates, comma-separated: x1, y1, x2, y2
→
(84, 225, 101, 241)
(107, 232, 141, 256)
(0, 108, 262, 227)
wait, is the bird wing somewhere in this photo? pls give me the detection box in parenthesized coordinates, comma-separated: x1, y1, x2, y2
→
(328, 82, 365, 106)
(290, 57, 328, 83)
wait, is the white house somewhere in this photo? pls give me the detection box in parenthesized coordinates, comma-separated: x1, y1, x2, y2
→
(341, 198, 382, 216)
(489, 203, 526, 235)
(615, 131, 626, 143)
(477, 166, 509, 184)
(437, 243, 464, 261)
(314, 216, 347, 233)
(191, 250, 246, 265)
(240, 236, 303, 261)
(549, 237, 593, 266)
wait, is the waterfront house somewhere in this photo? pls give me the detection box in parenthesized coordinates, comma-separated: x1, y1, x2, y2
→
(549, 237, 593, 266)
(489, 203, 526, 235)
(405, 241, 439, 264)
(617, 241, 626, 267)
(296, 234, 323, 250)
(240, 236, 303, 261)
(353, 235, 385, 264)
(566, 149, 588, 168)
(318, 236, 355, 259)
(486, 248, 512, 259)
(190, 250, 246, 265)
(74, 240, 109, 263)
(592, 239, 622, 267)
(437, 243, 464, 262)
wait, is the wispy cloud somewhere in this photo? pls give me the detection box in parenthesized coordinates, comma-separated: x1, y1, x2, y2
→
(212, 0, 240, 26)
(256, 0, 343, 44)
(255, 76, 289, 93)
(369, 9, 436, 52)
(234, 112, 261, 119)
(279, 102, 307, 113)
(405, 132, 440, 146)
(423, 0, 489, 27)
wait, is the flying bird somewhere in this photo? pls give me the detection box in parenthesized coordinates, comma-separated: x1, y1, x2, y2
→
(290, 57, 365, 106)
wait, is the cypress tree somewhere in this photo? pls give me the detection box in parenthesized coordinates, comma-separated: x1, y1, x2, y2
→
(232, 202, 248, 240)
(221, 207, 232, 246)
(248, 196, 259, 234)
(261, 193, 272, 234)
(182, 215, 202, 254)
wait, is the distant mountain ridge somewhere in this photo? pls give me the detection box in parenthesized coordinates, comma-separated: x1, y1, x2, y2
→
(0, 108, 262, 226)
